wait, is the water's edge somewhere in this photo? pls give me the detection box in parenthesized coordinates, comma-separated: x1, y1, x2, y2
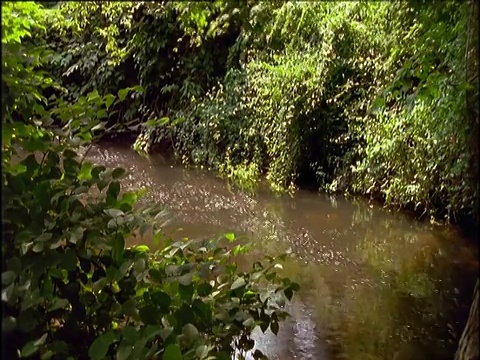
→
(87, 142, 478, 360)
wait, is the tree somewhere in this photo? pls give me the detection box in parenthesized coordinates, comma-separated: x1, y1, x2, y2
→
(455, 278, 479, 360)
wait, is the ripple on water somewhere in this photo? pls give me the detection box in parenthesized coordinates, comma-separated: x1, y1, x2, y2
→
(87, 143, 479, 360)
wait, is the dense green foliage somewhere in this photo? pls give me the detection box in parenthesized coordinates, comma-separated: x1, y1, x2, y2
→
(2, 2, 299, 359)
(39, 0, 478, 223)
(2, 1, 478, 358)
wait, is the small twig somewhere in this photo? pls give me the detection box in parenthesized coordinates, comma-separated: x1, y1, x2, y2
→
(80, 143, 94, 164)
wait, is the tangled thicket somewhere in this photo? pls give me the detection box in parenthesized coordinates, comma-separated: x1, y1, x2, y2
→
(41, 1, 480, 220)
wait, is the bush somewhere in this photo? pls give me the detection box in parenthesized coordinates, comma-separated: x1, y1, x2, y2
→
(143, 1, 478, 221)
(1, 2, 298, 359)
(42, 1, 244, 133)
(349, 1, 478, 220)
(148, 2, 387, 192)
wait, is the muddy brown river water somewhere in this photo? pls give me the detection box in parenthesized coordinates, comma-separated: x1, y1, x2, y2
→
(87, 142, 478, 360)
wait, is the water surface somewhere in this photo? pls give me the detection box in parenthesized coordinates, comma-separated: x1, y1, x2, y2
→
(87, 142, 478, 360)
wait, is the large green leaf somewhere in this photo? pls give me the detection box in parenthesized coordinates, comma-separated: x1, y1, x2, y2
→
(88, 331, 117, 360)
(118, 88, 129, 101)
(162, 344, 182, 360)
(78, 161, 94, 180)
(230, 277, 246, 290)
(116, 342, 132, 360)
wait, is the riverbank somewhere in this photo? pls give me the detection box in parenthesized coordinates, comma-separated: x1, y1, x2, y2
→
(98, 135, 480, 239)
(44, 1, 478, 226)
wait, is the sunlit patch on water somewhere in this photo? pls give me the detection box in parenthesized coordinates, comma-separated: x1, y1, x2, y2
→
(87, 143, 478, 360)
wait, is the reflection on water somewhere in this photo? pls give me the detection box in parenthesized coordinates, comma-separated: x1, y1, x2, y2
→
(87, 143, 478, 360)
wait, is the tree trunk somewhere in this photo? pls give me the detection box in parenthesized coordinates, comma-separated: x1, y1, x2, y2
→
(454, 2, 479, 359)
(454, 278, 479, 360)
(466, 0, 479, 218)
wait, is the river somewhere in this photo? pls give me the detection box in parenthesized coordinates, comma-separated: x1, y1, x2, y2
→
(86, 142, 478, 360)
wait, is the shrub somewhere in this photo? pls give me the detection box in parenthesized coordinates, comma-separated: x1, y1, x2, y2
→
(1, 2, 298, 359)
(144, 1, 478, 221)
(349, 0, 478, 220)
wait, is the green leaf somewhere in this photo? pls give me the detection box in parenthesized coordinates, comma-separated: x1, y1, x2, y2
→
(61, 250, 77, 271)
(60, 198, 70, 215)
(260, 289, 274, 303)
(131, 338, 148, 359)
(92, 120, 106, 130)
(34, 333, 48, 346)
(21, 341, 38, 358)
(104, 208, 124, 218)
(118, 88, 129, 101)
(178, 273, 193, 286)
(132, 85, 144, 93)
(64, 157, 80, 174)
(18, 309, 36, 332)
(92, 165, 106, 179)
(116, 341, 132, 360)
(179, 283, 194, 302)
(224, 232, 235, 242)
(182, 323, 199, 343)
(230, 277, 246, 290)
(195, 345, 209, 359)
(88, 90, 100, 102)
(118, 261, 132, 278)
(36, 233, 53, 242)
(41, 350, 54, 360)
(88, 331, 117, 360)
(2, 271, 16, 286)
(197, 283, 212, 297)
(2, 123, 15, 146)
(242, 317, 255, 328)
(112, 168, 127, 179)
(8, 163, 27, 175)
(63, 149, 77, 159)
(69, 226, 84, 244)
(21, 242, 34, 255)
(2, 316, 17, 333)
(133, 245, 150, 252)
(107, 181, 120, 202)
(270, 321, 279, 336)
(160, 327, 173, 341)
(78, 161, 94, 180)
(144, 117, 170, 128)
(48, 298, 69, 312)
(163, 344, 182, 360)
(32, 242, 44, 253)
(260, 320, 269, 333)
(144, 324, 163, 340)
(139, 305, 159, 325)
(284, 288, 294, 301)
(106, 266, 117, 281)
(166, 265, 181, 276)
(134, 258, 146, 273)
(113, 236, 125, 265)
(92, 278, 107, 294)
(123, 326, 140, 344)
(192, 299, 211, 322)
(105, 94, 116, 109)
(73, 186, 89, 195)
(148, 268, 163, 283)
(121, 192, 138, 206)
(290, 282, 300, 292)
